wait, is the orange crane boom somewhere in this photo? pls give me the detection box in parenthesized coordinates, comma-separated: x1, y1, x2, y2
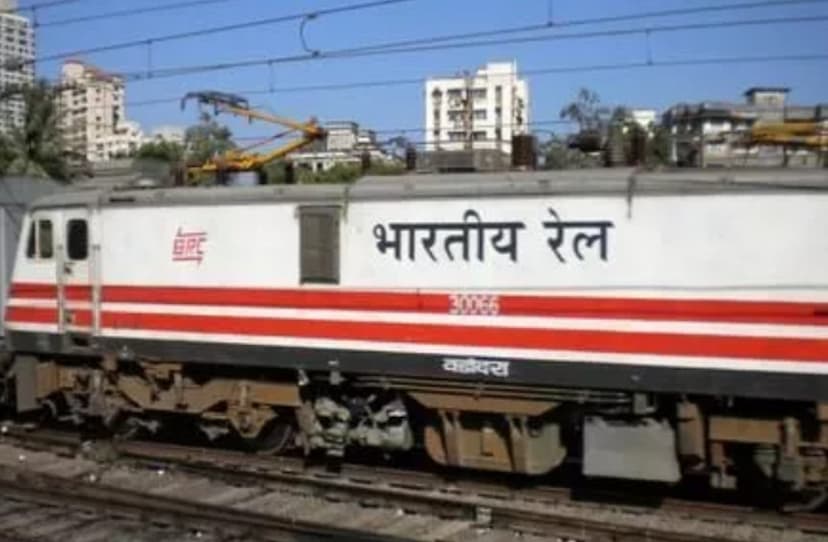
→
(746, 120, 828, 150)
(181, 91, 326, 180)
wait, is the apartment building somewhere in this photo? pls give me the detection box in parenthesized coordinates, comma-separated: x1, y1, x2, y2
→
(663, 87, 827, 168)
(58, 59, 145, 163)
(0, 0, 35, 134)
(96, 120, 144, 159)
(424, 61, 529, 155)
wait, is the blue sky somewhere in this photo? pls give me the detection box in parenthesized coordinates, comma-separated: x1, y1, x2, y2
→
(30, 0, 828, 141)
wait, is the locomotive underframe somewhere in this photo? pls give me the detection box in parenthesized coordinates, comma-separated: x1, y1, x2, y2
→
(6, 352, 828, 502)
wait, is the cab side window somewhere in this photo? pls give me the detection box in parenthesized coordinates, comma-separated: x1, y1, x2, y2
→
(26, 218, 54, 260)
(25, 221, 35, 258)
(67, 219, 88, 261)
(38, 220, 53, 259)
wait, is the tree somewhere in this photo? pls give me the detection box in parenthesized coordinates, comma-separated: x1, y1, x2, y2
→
(262, 160, 292, 184)
(539, 135, 591, 170)
(560, 88, 611, 153)
(0, 80, 69, 180)
(606, 107, 632, 166)
(646, 124, 671, 167)
(135, 140, 184, 163)
(297, 163, 361, 184)
(184, 112, 236, 164)
(560, 88, 606, 133)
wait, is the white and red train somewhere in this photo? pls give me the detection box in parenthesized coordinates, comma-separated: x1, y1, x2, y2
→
(3, 169, 828, 502)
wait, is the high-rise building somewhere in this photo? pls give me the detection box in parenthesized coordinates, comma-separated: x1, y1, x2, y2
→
(58, 59, 143, 163)
(425, 61, 529, 155)
(0, 0, 35, 135)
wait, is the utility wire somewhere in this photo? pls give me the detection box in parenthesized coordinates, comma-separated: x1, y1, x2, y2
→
(27, 0, 824, 63)
(100, 51, 827, 112)
(32, 0, 413, 65)
(36, 0, 235, 28)
(115, 14, 828, 82)
(305, 14, 828, 62)
(327, 0, 828, 57)
(177, 52, 828, 142)
(13, 0, 84, 12)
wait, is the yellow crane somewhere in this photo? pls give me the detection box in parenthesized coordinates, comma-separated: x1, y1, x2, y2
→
(181, 91, 326, 183)
(747, 120, 828, 150)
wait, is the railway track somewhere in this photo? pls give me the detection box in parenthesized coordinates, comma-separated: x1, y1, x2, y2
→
(0, 491, 219, 542)
(1, 424, 826, 542)
(0, 466, 381, 542)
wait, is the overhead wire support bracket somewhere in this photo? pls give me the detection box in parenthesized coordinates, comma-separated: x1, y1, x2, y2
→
(146, 39, 154, 78)
(645, 28, 653, 65)
(300, 13, 321, 57)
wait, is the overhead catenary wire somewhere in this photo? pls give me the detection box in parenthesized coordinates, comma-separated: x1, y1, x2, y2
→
(320, 0, 828, 57)
(112, 14, 828, 82)
(26, 0, 827, 65)
(84, 51, 824, 114)
(35, 0, 236, 28)
(9, 0, 85, 13)
(25, 0, 827, 59)
(31, 0, 414, 65)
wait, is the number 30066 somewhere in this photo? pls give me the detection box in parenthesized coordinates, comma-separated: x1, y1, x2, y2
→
(448, 294, 500, 315)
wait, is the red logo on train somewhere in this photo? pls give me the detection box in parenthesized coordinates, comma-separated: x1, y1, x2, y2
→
(172, 228, 207, 264)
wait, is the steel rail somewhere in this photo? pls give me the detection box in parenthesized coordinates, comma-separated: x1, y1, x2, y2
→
(3, 425, 827, 541)
(0, 460, 406, 542)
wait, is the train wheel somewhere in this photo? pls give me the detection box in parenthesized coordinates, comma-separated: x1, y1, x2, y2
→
(112, 415, 160, 442)
(782, 486, 828, 513)
(114, 416, 142, 441)
(243, 419, 294, 454)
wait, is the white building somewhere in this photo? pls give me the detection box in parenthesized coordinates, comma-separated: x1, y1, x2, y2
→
(662, 87, 825, 168)
(146, 125, 185, 145)
(424, 61, 529, 155)
(96, 120, 144, 159)
(0, 0, 35, 135)
(291, 120, 396, 172)
(630, 109, 657, 132)
(58, 59, 145, 163)
(324, 121, 359, 152)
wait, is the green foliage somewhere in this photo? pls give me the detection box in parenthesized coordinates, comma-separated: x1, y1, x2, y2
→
(558, 90, 672, 168)
(298, 163, 362, 184)
(135, 140, 185, 163)
(646, 125, 671, 167)
(365, 161, 405, 176)
(184, 113, 235, 164)
(264, 160, 404, 185)
(262, 161, 291, 184)
(0, 80, 69, 181)
(540, 136, 592, 170)
(560, 88, 606, 133)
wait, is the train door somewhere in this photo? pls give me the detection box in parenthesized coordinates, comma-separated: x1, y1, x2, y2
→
(57, 207, 94, 346)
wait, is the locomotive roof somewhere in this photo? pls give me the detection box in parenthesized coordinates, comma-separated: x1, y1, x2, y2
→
(28, 168, 828, 210)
